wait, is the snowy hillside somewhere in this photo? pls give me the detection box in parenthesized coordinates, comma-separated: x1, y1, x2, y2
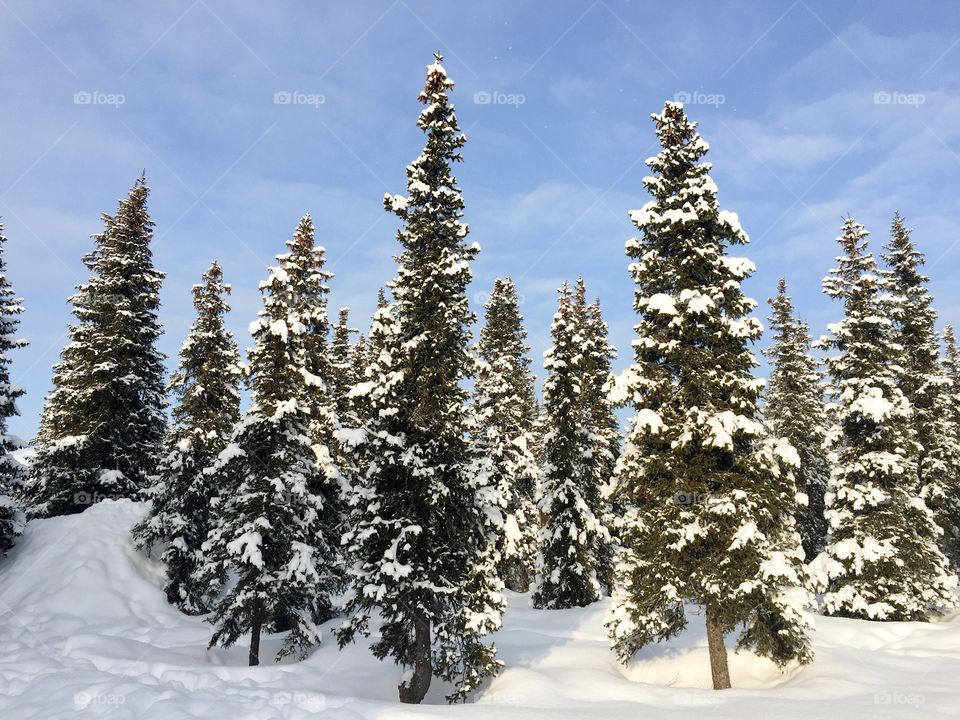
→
(0, 500, 956, 719)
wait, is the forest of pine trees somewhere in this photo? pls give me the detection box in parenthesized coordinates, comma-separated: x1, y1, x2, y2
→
(2, 54, 960, 704)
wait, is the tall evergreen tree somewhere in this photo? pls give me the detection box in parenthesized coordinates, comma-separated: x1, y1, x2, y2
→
(277, 216, 345, 623)
(475, 277, 540, 592)
(941, 325, 960, 565)
(533, 283, 609, 609)
(364, 289, 390, 361)
(577, 282, 620, 592)
(29, 176, 166, 517)
(764, 278, 828, 560)
(943, 326, 960, 426)
(811, 218, 957, 620)
(132, 260, 242, 613)
(351, 333, 369, 383)
(201, 252, 336, 665)
(330, 307, 357, 421)
(607, 102, 812, 690)
(0, 225, 27, 555)
(882, 214, 960, 566)
(338, 54, 504, 704)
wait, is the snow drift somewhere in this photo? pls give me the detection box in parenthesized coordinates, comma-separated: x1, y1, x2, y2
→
(0, 500, 957, 718)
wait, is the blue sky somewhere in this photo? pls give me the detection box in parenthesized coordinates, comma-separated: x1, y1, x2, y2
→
(2, 0, 959, 439)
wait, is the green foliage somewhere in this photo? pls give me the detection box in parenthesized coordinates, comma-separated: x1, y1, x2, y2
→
(30, 176, 166, 518)
(132, 260, 242, 614)
(337, 54, 503, 703)
(475, 277, 540, 592)
(203, 237, 338, 661)
(764, 278, 828, 559)
(0, 226, 27, 555)
(533, 282, 612, 609)
(608, 102, 812, 669)
(813, 218, 957, 620)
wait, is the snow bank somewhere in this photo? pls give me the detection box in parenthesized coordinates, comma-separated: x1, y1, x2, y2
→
(0, 501, 958, 718)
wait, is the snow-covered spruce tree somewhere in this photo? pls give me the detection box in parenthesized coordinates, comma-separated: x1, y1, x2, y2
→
(330, 307, 357, 421)
(351, 333, 369, 383)
(812, 217, 956, 620)
(276, 216, 346, 623)
(764, 278, 828, 560)
(607, 102, 811, 690)
(941, 324, 960, 565)
(359, 289, 390, 369)
(0, 225, 27, 556)
(29, 176, 166, 518)
(132, 260, 242, 614)
(202, 253, 336, 666)
(475, 277, 540, 592)
(532, 282, 609, 609)
(337, 54, 504, 705)
(577, 281, 620, 592)
(882, 214, 960, 566)
(944, 325, 960, 428)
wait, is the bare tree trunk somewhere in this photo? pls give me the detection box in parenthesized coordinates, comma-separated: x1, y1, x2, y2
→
(398, 612, 432, 704)
(705, 606, 731, 690)
(248, 602, 263, 667)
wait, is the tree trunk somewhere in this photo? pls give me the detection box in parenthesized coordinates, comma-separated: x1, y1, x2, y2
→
(398, 612, 432, 704)
(705, 607, 731, 690)
(248, 602, 263, 667)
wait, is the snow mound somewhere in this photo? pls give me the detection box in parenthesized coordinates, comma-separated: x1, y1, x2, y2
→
(1, 501, 959, 718)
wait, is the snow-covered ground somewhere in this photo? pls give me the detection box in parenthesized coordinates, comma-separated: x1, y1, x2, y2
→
(0, 500, 956, 719)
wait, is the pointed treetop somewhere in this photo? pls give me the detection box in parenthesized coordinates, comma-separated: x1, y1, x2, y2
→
(422, 51, 453, 100)
(885, 212, 929, 288)
(838, 216, 869, 256)
(289, 214, 315, 249)
(204, 258, 224, 280)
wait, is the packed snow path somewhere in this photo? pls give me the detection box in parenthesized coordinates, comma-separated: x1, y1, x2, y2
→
(0, 501, 957, 718)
